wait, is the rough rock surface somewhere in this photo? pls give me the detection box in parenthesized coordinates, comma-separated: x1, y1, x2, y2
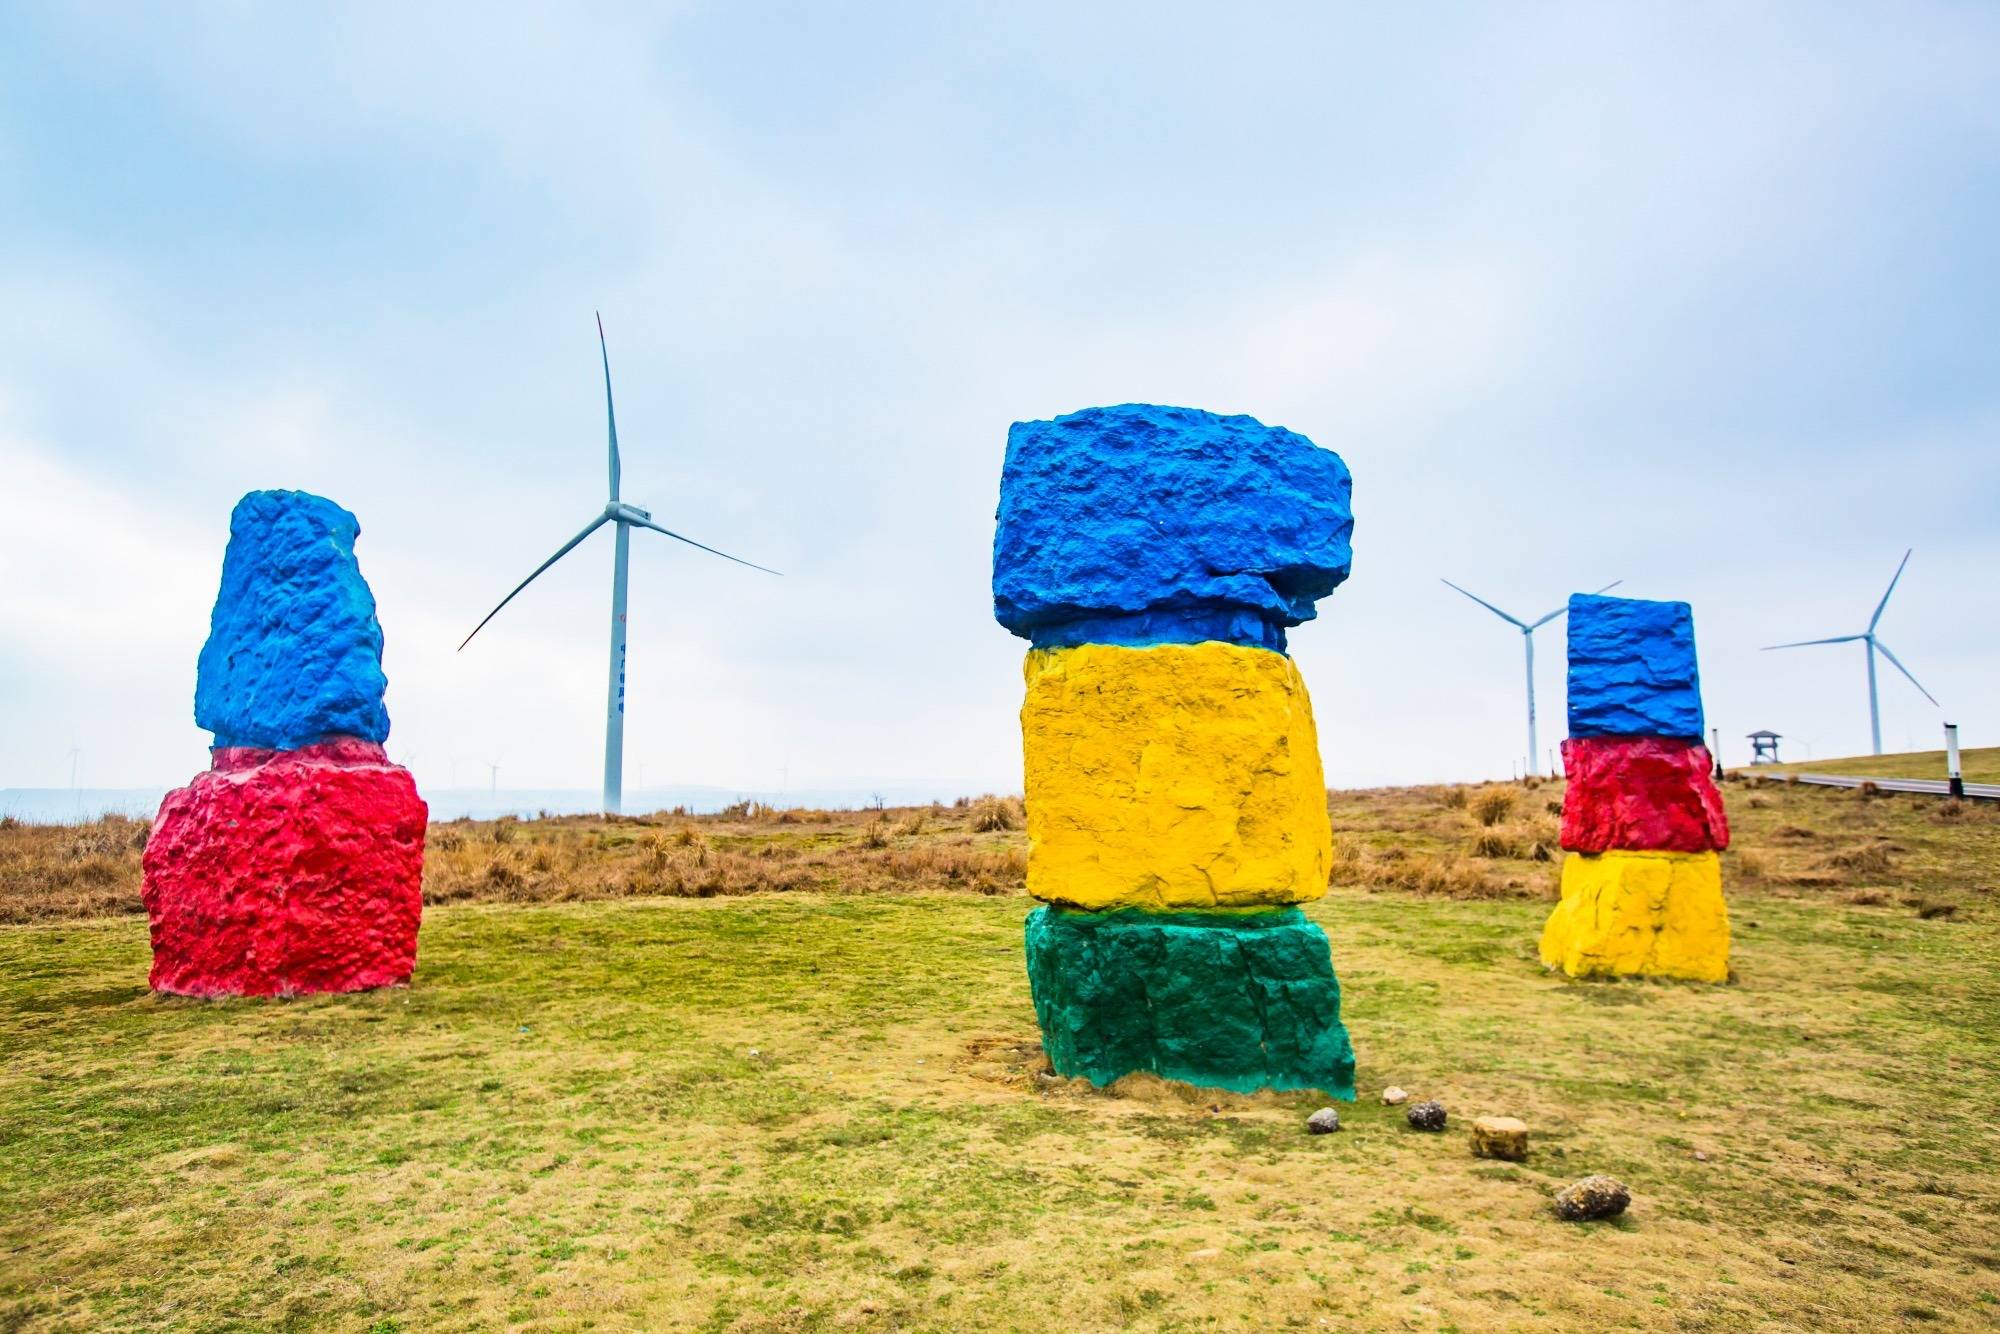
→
(1471, 1116, 1529, 1161)
(1560, 737, 1730, 853)
(1407, 1100, 1447, 1131)
(1540, 850, 1730, 982)
(1024, 906, 1355, 1097)
(1553, 1175, 1631, 1222)
(1566, 593, 1703, 740)
(142, 741, 426, 996)
(1020, 642, 1331, 910)
(1306, 1107, 1342, 1134)
(993, 404, 1353, 651)
(195, 490, 391, 750)
(1381, 1086, 1409, 1106)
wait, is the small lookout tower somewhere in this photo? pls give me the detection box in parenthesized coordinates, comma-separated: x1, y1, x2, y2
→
(1746, 729, 1782, 765)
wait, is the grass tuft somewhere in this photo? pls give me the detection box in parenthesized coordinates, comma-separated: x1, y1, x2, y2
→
(1469, 789, 1515, 827)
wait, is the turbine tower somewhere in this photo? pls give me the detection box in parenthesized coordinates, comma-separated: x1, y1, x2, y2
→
(1762, 548, 1937, 755)
(460, 315, 779, 814)
(1441, 579, 1622, 777)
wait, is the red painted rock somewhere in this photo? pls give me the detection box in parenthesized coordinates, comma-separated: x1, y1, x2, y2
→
(1560, 737, 1729, 854)
(142, 740, 427, 996)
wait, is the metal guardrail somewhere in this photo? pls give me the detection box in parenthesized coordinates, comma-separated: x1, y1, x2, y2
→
(1740, 771, 1999, 801)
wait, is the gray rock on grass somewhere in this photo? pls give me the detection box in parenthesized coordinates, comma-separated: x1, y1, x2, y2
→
(1553, 1174, 1631, 1221)
(1306, 1107, 1341, 1134)
(1406, 1100, 1447, 1132)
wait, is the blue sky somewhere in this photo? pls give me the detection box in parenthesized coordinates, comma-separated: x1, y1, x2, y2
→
(3, 2, 1996, 796)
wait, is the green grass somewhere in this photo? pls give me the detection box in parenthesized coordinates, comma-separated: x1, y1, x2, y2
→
(1742, 744, 2000, 785)
(4, 785, 1999, 1332)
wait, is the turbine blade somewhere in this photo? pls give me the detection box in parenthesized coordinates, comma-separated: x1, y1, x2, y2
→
(1872, 639, 1939, 707)
(597, 311, 621, 503)
(1528, 584, 1620, 629)
(1440, 579, 1525, 628)
(1760, 634, 1863, 650)
(458, 513, 611, 650)
(1868, 548, 1912, 632)
(626, 513, 782, 575)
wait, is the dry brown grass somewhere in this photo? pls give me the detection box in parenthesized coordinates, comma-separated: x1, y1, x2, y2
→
(1426, 784, 1469, 810)
(0, 815, 151, 923)
(967, 794, 1024, 833)
(1467, 815, 1559, 863)
(1469, 787, 1516, 826)
(0, 803, 1027, 922)
(1820, 840, 1897, 876)
(421, 805, 1027, 906)
(1728, 849, 1769, 881)
(1333, 838, 1535, 900)
(8, 777, 1994, 925)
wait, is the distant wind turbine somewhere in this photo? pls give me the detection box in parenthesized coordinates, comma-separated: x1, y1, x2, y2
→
(460, 314, 780, 815)
(1441, 579, 1622, 777)
(1762, 548, 1937, 755)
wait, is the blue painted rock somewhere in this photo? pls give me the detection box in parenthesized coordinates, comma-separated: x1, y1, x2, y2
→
(1565, 593, 1703, 740)
(992, 404, 1353, 651)
(195, 490, 391, 750)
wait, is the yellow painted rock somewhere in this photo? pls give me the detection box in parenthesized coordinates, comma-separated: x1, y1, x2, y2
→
(1020, 641, 1331, 911)
(1538, 849, 1729, 983)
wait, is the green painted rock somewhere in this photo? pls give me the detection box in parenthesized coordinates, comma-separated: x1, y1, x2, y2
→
(1024, 906, 1355, 1097)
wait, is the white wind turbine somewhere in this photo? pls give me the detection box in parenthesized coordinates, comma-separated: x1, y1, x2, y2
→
(1441, 579, 1622, 777)
(460, 315, 779, 814)
(1762, 548, 1937, 756)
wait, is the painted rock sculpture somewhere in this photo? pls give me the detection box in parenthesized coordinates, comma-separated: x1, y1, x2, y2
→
(142, 491, 426, 996)
(1539, 593, 1729, 982)
(995, 404, 1356, 1096)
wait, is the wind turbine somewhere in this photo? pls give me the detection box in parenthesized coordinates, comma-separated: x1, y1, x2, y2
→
(1762, 548, 1937, 755)
(460, 315, 779, 814)
(1441, 579, 1622, 777)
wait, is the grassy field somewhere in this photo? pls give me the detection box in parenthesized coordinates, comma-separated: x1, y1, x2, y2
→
(1741, 745, 2000, 785)
(2, 782, 1998, 1331)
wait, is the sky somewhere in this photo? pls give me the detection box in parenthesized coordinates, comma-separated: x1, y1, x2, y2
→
(2, 2, 1997, 801)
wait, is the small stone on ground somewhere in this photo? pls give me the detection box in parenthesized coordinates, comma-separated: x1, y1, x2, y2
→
(1407, 1099, 1447, 1131)
(1381, 1086, 1409, 1105)
(1553, 1174, 1631, 1222)
(1306, 1107, 1341, 1134)
(1471, 1115, 1528, 1161)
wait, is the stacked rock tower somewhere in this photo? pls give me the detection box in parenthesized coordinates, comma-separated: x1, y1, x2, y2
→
(993, 405, 1356, 1096)
(142, 491, 427, 997)
(1539, 592, 1730, 983)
